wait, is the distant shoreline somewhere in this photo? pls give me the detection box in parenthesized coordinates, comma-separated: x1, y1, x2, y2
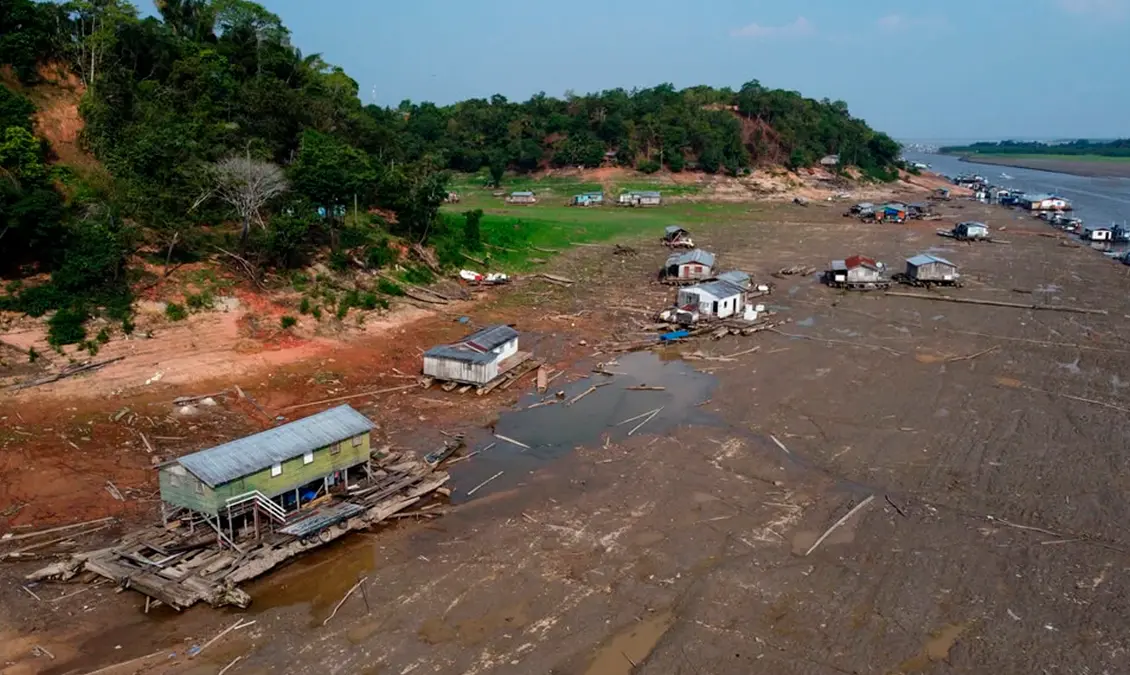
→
(951, 154, 1130, 179)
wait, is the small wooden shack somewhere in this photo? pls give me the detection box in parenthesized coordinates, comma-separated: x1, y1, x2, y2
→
(506, 191, 537, 205)
(662, 225, 694, 248)
(677, 279, 745, 319)
(905, 254, 959, 284)
(158, 405, 376, 536)
(423, 325, 521, 386)
(663, 249, 715, 281)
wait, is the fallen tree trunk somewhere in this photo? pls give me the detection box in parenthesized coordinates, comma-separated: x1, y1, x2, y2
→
(885, 291, 1107, 315)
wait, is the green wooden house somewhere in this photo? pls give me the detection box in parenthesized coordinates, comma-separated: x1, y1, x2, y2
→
(159, 405, 376, 536)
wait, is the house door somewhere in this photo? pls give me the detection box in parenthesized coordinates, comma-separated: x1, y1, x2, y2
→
(712, 301, 719, 314)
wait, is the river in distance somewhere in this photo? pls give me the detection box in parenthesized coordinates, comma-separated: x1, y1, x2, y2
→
(903, 151, 1130, 228)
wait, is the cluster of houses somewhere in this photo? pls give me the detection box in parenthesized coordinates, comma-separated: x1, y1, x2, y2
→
(504, 189, 664, 208)
(845, 201, 938, 224)
(654, 231, 763, 324)
(824, 252, 961, 290)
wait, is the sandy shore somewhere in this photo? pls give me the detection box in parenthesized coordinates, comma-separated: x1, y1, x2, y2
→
(956, 154, 1130, 179)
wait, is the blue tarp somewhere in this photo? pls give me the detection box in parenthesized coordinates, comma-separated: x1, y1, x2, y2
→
(660, 330, 690, 342)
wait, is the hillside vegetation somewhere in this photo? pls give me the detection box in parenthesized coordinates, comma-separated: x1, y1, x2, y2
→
(0, 0, 901, 348)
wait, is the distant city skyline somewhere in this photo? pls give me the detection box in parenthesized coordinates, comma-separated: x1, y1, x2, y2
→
(241, 0, 1129, 139)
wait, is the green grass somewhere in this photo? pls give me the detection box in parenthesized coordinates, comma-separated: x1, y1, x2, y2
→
(443, 201, 751, 271)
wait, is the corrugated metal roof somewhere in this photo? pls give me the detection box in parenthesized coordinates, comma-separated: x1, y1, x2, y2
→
(637, 190, 661, 198)
(686, 279, 744, 300)
(511, 191, 534, 197)
(666, 250, 715, 268)
(424, 325, 518, 364)
(958, 221, 988, 229)
(716, 270, 751, 288)
(844, 255, 879, 270)
(906, 254, 956, 268)
(178, 405, 375, 487)
(831, 260, 847, 272)
(665, 225, 688, 235)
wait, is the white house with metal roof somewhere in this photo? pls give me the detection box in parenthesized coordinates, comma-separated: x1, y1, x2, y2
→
(423, 325, 520, 385)
(905, 254, 959, 284)
(158, 405, 376, 533)
(618, 190, 662, 207)
(677, 279, 746, 319)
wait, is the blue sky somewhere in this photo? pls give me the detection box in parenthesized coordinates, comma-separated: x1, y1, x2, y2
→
(227, 0, 1127, 140)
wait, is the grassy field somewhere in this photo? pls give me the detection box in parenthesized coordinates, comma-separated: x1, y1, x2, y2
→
(442, 200, 753, 272)
(441, 171, 728, 271)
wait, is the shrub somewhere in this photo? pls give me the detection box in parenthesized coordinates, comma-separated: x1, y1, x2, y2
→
(185, 291, 213, 311)
(96, 327, 110, 344)
(165, 303, 187, 321)
(667, 154, 685, 172)
(47, 307, 87, 347)
(365, 240, 397, 269)
(378, 279, 405, 296)
(335, 303, 349, 320)
(638, 159, 661, 174)
(359, 292, 379, 310)
(402, 266, 433, 285)
(329, 250, 350, 272)
(85, 340, 99, 356)
(290, 272, 310, 291)
(311, 307, 323, 320)
(121, 317, 135, 335)
(280, 315, 297, 329)
(27, 347, 39, 363)
(299, 297, 312, 314)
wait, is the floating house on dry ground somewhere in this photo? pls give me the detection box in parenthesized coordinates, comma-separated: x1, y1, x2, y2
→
(158, 405, 376, 538)
(570, 191, 603, 207)
(618, 190, 661, 207)
(677, 279, 747, 319)
(662, 249, 715, 281)
(953, 221, 990, 240)
(423, 324, 526, 387)
(506, 191, 537, 204)
(1019, 193, 1071, 211)
(824, 255, 890, 290)
(662, 225, 694, 248)
(898, 254, 960, 287)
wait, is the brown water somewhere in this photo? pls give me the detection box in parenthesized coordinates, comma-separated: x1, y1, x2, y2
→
(583, 610, 676, 675)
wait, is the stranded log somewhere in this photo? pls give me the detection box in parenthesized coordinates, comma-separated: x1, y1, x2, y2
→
(885, 291, 1108, 315)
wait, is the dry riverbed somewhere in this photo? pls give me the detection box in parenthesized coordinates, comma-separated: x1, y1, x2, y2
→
(4, 198, 1130, 675)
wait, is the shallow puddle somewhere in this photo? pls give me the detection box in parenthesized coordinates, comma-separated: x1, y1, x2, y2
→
(450, 352, 717, 501)
(584, 610, 675, 675)
(896, 622, 970, 673)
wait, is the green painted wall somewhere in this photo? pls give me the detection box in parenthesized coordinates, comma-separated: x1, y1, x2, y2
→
(159, 433, 371, 514)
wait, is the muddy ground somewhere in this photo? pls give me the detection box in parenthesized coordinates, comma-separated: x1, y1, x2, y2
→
(4, 197, 1130, 675)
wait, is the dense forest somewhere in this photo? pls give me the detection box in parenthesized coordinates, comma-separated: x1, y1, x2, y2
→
(0, 0, 901, 346)
(940, 139, 1130, 158)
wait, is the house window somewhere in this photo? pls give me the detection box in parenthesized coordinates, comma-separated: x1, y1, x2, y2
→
(303, 451, 314, 465)
(271, 462, 282, 477)
(351, 435, 362, 448)
(194, 481, 204, 495)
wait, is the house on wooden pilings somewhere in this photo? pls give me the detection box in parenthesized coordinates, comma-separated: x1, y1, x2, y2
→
(422, 324, 521, 386)
(158, 405, 376, 541)
(677, 279, 746, 319)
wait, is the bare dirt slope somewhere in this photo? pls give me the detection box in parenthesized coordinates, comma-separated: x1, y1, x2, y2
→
(4, 200, 1130, 675)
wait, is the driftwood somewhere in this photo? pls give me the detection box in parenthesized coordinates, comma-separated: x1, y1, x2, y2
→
(805, 495, 875, 556)
(770, 435, 791, 456)
(467, 471, 504, 496)
(322, 577, 366, 626)
(535, 273, 576, 286)
(536, 366, 548, 394)
(885, 291, 1108, 315)
(219, 657, 243, 675)
(625, 385, 665, 391)
(461, 252, 487, 266)
(190, 618, 248, 658)
(946, 345, 999, 362)
(628, 407, 663, 436)
(1, 516, 116, 542)
(10, 357, 126, 391)
(616, 408, 661, 427)
(276, 384, 418, 413)
(494, 434, 530, 449)
(768, 328, 903, 356)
